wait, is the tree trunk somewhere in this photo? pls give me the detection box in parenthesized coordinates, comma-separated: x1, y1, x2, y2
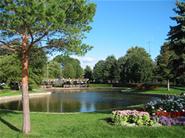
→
(167, 79, 170, 91)
(22, 34, 31, 134)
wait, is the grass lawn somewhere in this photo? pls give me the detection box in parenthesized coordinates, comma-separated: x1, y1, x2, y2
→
(0, 89, 20, 97)
(0, 110, 184, 138)
(88, 84, 113, 88)
(139, 87, 185, 95)
(0, 88, 45, 97)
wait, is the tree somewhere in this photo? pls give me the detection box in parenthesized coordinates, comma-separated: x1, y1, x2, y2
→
(118, 56, 127, 83)
(0, 0, 96, 133)
(93, 60, 106, 83)
(63, 63, 76, 78)
(104, 56, 120, 83)
(53, 55, 83, 78)
(74, 59, 84, 78)
(29, 46, 47, 86)
(84, 66, 93, 81)
(156, 42, 174, 91)
(0, 46, 47, 87)
(47, 61, 62, 79)
(119, 47, 154, 83)
(0, 54, 21, 83)
(168, 1, 185, 80)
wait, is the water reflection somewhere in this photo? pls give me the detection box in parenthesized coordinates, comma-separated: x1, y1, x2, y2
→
(0, 91, 158, 113)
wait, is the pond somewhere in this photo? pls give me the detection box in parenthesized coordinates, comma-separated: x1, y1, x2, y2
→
(0, 90, 158, 113)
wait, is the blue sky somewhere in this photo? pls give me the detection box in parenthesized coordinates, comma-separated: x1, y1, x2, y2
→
(72, 0, 177, 68)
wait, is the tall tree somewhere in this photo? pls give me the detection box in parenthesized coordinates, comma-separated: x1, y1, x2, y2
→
(63, 63, 76, 78)
(84, 65, 93, 81)
(0, 0, 96, 133)
(168, 1, 185, 80)
(104, 56, 120, 83)
(47, 61, 62, 79)
(118, 56, 127, 83)
(156, 42, 174, 91)
(93, 60, 106, 83)
(53, 55, 83, 78)
(119, 47, 154, 83)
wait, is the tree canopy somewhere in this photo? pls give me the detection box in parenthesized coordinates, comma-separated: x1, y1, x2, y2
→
(104, 56, 120, 83)
(84, 65, 93, 81)
(93, 60, 106, 83)
(0, 0, 96, 55)
(119, 47, 153, 83)
(53, 55, 83, 78)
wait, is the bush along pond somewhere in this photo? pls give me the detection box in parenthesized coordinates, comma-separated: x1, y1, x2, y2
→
(112, 95, 185, 127)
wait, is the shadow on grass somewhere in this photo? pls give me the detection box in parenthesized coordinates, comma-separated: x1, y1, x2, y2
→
(100, 117, 114, 125)
(0, 109, 21, 132)
(0, 117, 21, 132)
(172, 87, 185, 91)
(0, 109, 20, 116)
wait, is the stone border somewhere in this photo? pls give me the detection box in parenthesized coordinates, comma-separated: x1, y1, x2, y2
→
(0, 92, 52, 104)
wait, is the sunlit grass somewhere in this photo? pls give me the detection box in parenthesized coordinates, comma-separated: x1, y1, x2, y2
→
(140, 87, 185, 95)
(0, 110, 185, 138)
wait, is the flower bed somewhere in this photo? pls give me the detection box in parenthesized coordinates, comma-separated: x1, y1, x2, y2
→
(155, 111, 185, 118)
(141, 95, 185, 126)
(152, 116, 185, 126)
(112, 110, 157, 126)
(145, 96, 185, 114)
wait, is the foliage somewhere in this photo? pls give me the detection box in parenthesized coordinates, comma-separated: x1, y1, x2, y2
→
(0, 54, 21, 83)
(104, 56, 120, 83)
(93, 60, 106, 83)
(0, 46, 47, 87)
(29, 46, 47, 86)
(62, 63, 76, 78)
(93, 56, 120, 83)
(168, 1, 185, 78)
(84, 65, 93, 81)
(112, 110, 156, 126)
(145, 96, 185, 114)
(47, 61, 62, 79)
(118, 47, 154, 83)
(155, 42, 174, 81)
(53, 55, 83, 78)
(0, 0, 96, 55)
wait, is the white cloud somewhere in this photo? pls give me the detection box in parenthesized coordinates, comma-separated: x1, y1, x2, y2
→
(70, 55, 98, 68)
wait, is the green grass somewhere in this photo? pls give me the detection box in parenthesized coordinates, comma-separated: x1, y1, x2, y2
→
(0, 89, 20, 97)
(0, 88, 44, 97)
(139, 87, 185, 95)
(88, 84, 112, 88)
(0, 110, 184, 138)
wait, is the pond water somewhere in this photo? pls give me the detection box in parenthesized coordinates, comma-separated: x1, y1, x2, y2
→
(0, 90, 158, 113)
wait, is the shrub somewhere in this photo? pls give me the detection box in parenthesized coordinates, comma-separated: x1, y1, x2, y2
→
(112, 110, 156, 126)
(145, 96, 185, 114)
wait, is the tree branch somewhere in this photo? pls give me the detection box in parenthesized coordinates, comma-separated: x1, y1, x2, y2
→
(38, 39, 66, 50)
(26, 28, 51, 53)
(0, 40, 18, 52)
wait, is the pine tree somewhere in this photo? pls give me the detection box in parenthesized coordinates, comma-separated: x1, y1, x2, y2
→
(168, 1, 185, 78)
(0, 0, 95, 134)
